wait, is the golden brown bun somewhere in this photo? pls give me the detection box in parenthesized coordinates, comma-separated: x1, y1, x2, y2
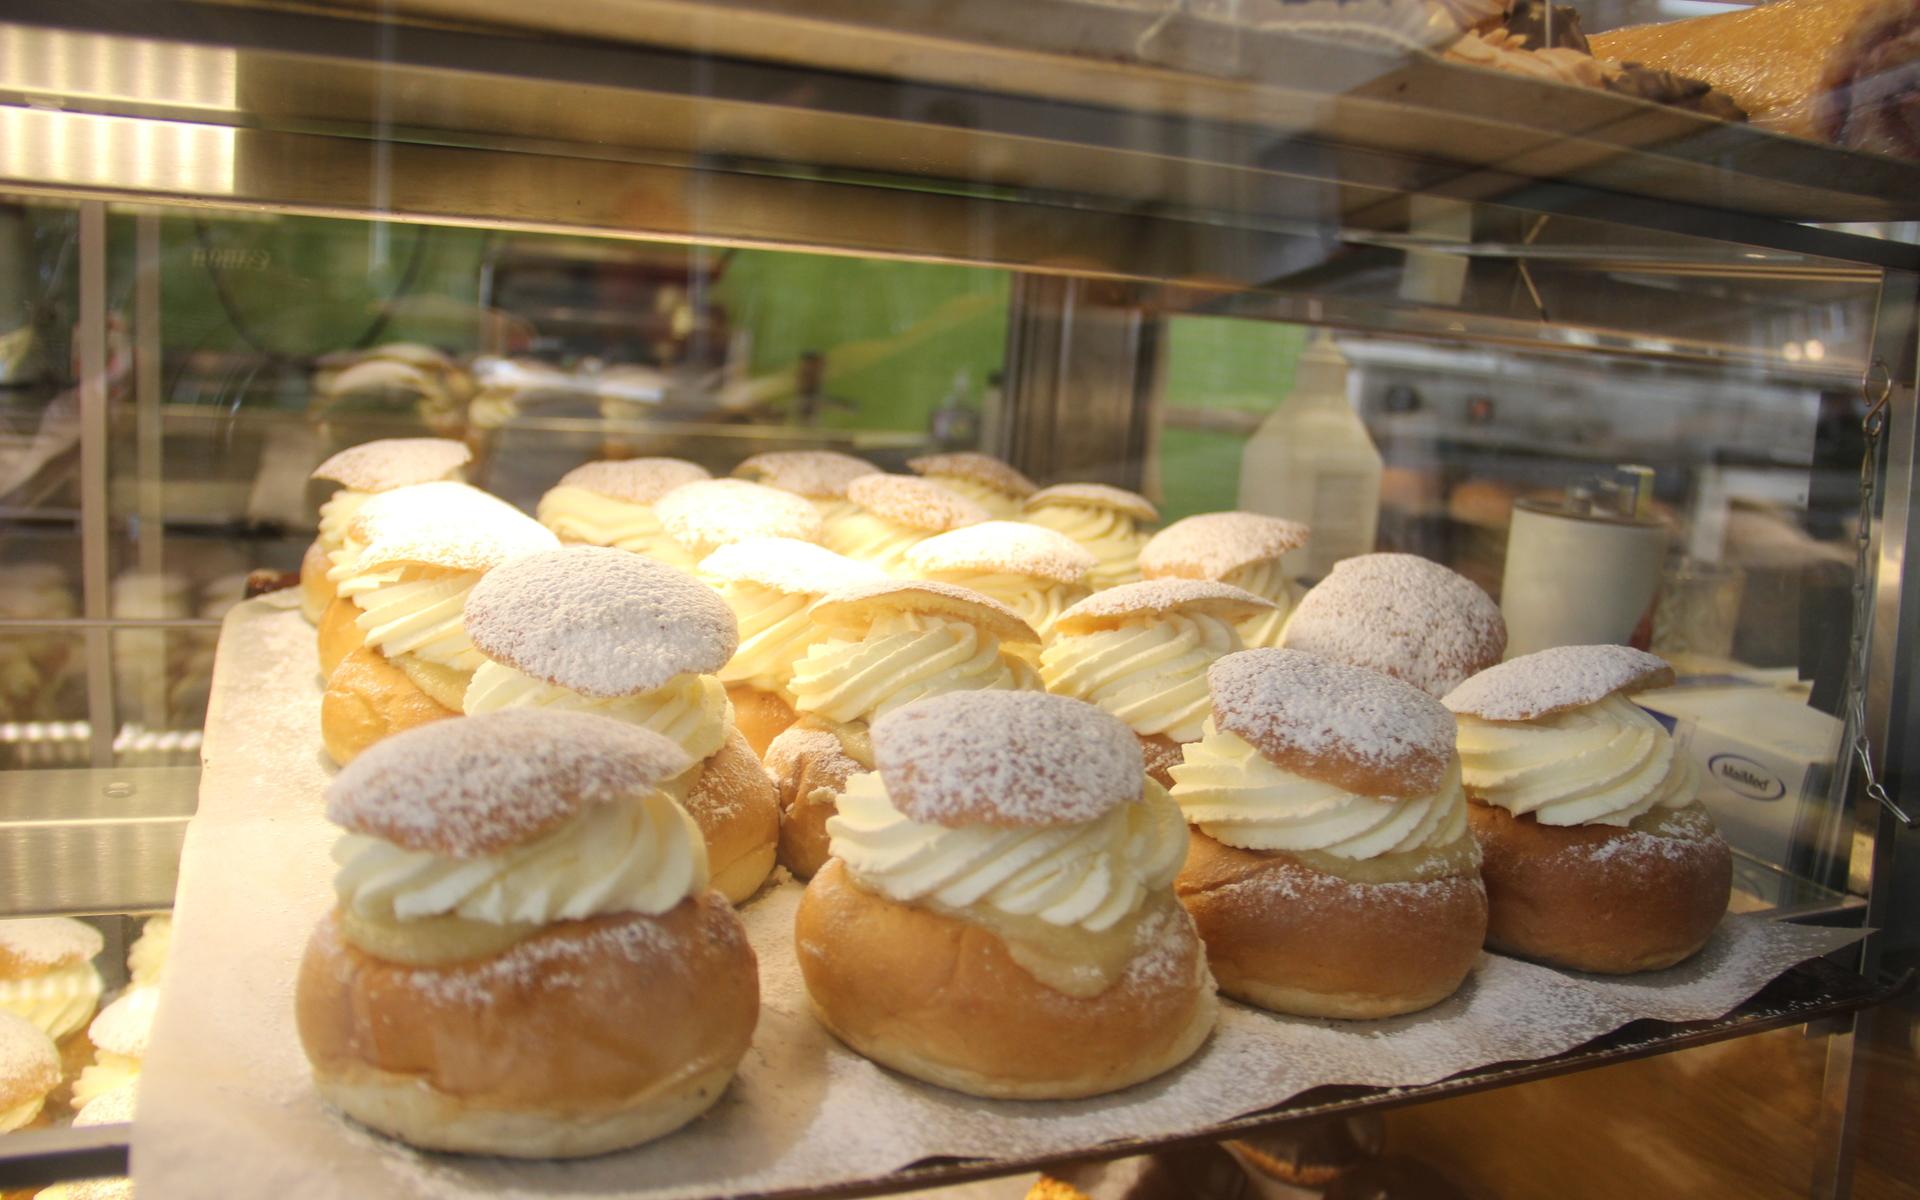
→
(1469, 802, 1730, 974)
(1175, 830, 1486, 1018)
(1139, 733, 1185, 789)
(796, 861, 1215, 1099)
(296, 897, 757, 1157)
(683, 729, 779, 904)
(726, 684, 797, 758)
(300, 541, 334, 625)
(765, 724, 866, 879)
(316, 596, 365, 677)
(321, 646, 459, 767)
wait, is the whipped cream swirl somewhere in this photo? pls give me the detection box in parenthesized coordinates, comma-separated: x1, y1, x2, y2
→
(790, 610, 1038, 724)
(463, 661, 730, 762)
(1040, 612, 1239, 742)
(1171, 722, 1468, 856)
(820, 512, 928, 572)
(713, 581, 822, 695)
(535, 486, 691, 566)
(337, 565, 485, 671)
(917, 571, 1086, 640)
(316, 489, 372, 554)
(1223, 558, 1293, 649)
(1455, 693, 1697, 827)
(829, 771, 1187, 932)
(71, 1055, 139, 1110)
(0, 962, 101, 1042)
(925, 475, 1020, 519)
(1026, 504, 1146, 589)
(334, 785, 708, 925)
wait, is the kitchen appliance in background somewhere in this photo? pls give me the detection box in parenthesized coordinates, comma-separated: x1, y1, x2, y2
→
(1501, 473, 1669, 655)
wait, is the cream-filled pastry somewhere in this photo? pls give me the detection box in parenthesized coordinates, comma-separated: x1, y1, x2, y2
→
(1138, 511, 1310, 648)
(296, 710, 759, 1158)
(462, 547, 779, 903)
(320, 481, 558, 765)
(1022, 483, 1158, 590)
(0, 1010, 58, 1133)
(1040, 580, 1271, 787)
(535, 458, 710, 565)
(1281, 552, 1506, 697)
(734, 449, 879, 525)
(772, 579, 1041, 876)
(821, 474, 988, 572)
(697, 538, 885, 756)
(127, 916, 171, 989)
(797, 691, 1216, 1099)
(1171, 649, 1486, 1018)
(44, 1086, 139, 1197)
(652, 478, 823, 571)
(0, 918, 103, 1043)
(302, 438, 471, 624)
(904, 519, 1095, 650)
(1444, 645, 1730, 973)
(906, 451, 1037, 519)
(72, 986, 157, 1109)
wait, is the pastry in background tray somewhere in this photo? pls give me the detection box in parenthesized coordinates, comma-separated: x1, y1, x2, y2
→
(734, 448, 881, 524)
(907, 451, 1037, 520)
(34, 1087, 137, 1200)
(71, 987, 156, 1110)
(771, 580, 1041, 878)
(821, 474, 989, 573)
(127, 917, 171, 990)
(319, 481, 558, 765)
(0, 919, 102, 1044)
(302, 438, 473, 624)
(652, 478, 825, 572)
(534, 457, 711, 563)
(1023, 484, 1158, 591)
(1281, 553, 1506, 698)
(1444, 645, 1731, 973)
(0, 564, 75, 723)
(797, 691, 1216, 1099)
(1041, 580, 1271, 787)
(0, 1011, 59, 1134)
(296, 710, 758, 1157)
(904, 520, 1096, 652)
(698, 539, 887, 756)
(1170, 649, 1486, 1018)
(1138, 511, 1310, 650)
(462, 547, 779, 904)
(310, 344, 472, 441)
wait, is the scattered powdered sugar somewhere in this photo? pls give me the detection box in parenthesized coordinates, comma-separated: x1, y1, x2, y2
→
(1443, 644, 1676, 722)
(88, 986, 160, 1058)
(1138, 512, 1310, 580)
(903, 521, 1096, 583)
(73, 1080, 137, 1125)
(347, 482, 559, 574)
(1024, 483, 1158, 523)
(907, 453, 1037, 499)
(311, 439, 471, 492)
(0, 1009, 57, 1101)
(463, 548, 737, 694)
(871, 693, 1142, 828)
(1053, 578, 1272, 633)
(846, 474, 990, 532)
(1560, 806, 1725, 868)
(734, 450, 879, 499)
(809, 578, 1037, 645)
(698, 539, 885, 596)
(1208, 648, 1457, 796)
(327, 710, 692, 856)
(654, 480, 823, 548)
(0, 917, 103, 974)
(403, 917, 693, 1010)
(1282, 553, 1506, 698)
(553, 459, 710, 506)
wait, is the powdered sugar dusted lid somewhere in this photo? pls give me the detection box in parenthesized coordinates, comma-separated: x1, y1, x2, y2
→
(764, 723, 865, 797)
(907, 452, 1037, 499)
(1444, 644, 1675, 723)
(1208, 648, 1457, 799)
(1282, 553, 1505, 697)
(809, 578, 1039, 646)
(653, 479, 823, 548)
(73, 1080, 136, 1126)
(1138, 511, 1310, 580)
(311, 438, 471, 492)
(699, 538, 885, 595)
(87, 986, 159, 1058)
(346, 481, 559, 574)
(552, 458, 710, 505)
(904, 520, 1096, 583)
(734, 449, 878, 498)
(0, 1011, 56, 1106)
(846, 474, 989, 532)
(0, 917, 103, 978)
(872, 692, 1141, 828)
(328, 710, 693, 857)
(464, 547, 737, 696)
(1052, 578, 1272, 636)
(1024, 482, 1158, 523)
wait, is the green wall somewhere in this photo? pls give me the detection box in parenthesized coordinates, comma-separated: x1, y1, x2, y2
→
(1156, 316, 1308, 520)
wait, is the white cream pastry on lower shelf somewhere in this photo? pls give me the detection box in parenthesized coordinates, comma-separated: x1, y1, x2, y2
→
(1022, 483, 1159, 590)
(904, 520, 1095, 652)
(652, 478, 823, 569)
(73, 986, 158, 1109)
(1280, 552, 1506, 698)
(0, 1010, 58, 1133)
(796, 690, 1217, 1099)
(302, 438, 472, 624)
(0, 918, 103, 1043)
(34, 1086, 137, 1200)
(535, 457, 711, 564)
(733, 449, 880, 525)
(1137, 510, 1310, 649)
(820, 474, 988, 572)
(906, 451, 1037, 519)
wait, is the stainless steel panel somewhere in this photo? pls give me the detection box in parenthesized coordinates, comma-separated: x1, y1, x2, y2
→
(0, 766, 196, 916)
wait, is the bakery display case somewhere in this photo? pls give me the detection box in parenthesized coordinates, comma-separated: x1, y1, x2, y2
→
(0, 0, 1917, 1197)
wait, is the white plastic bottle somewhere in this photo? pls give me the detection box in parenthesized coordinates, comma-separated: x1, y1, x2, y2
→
(1237, 332, 1383, 580)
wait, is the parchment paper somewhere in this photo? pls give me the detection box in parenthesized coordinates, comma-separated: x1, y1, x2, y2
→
(134, 598, 1865, 1200)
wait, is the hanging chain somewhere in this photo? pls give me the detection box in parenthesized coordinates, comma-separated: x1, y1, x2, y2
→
(1844, 358, 1914, 827)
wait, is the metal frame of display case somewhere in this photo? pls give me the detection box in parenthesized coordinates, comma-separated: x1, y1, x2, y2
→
(0, 2, 1917, 1196)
